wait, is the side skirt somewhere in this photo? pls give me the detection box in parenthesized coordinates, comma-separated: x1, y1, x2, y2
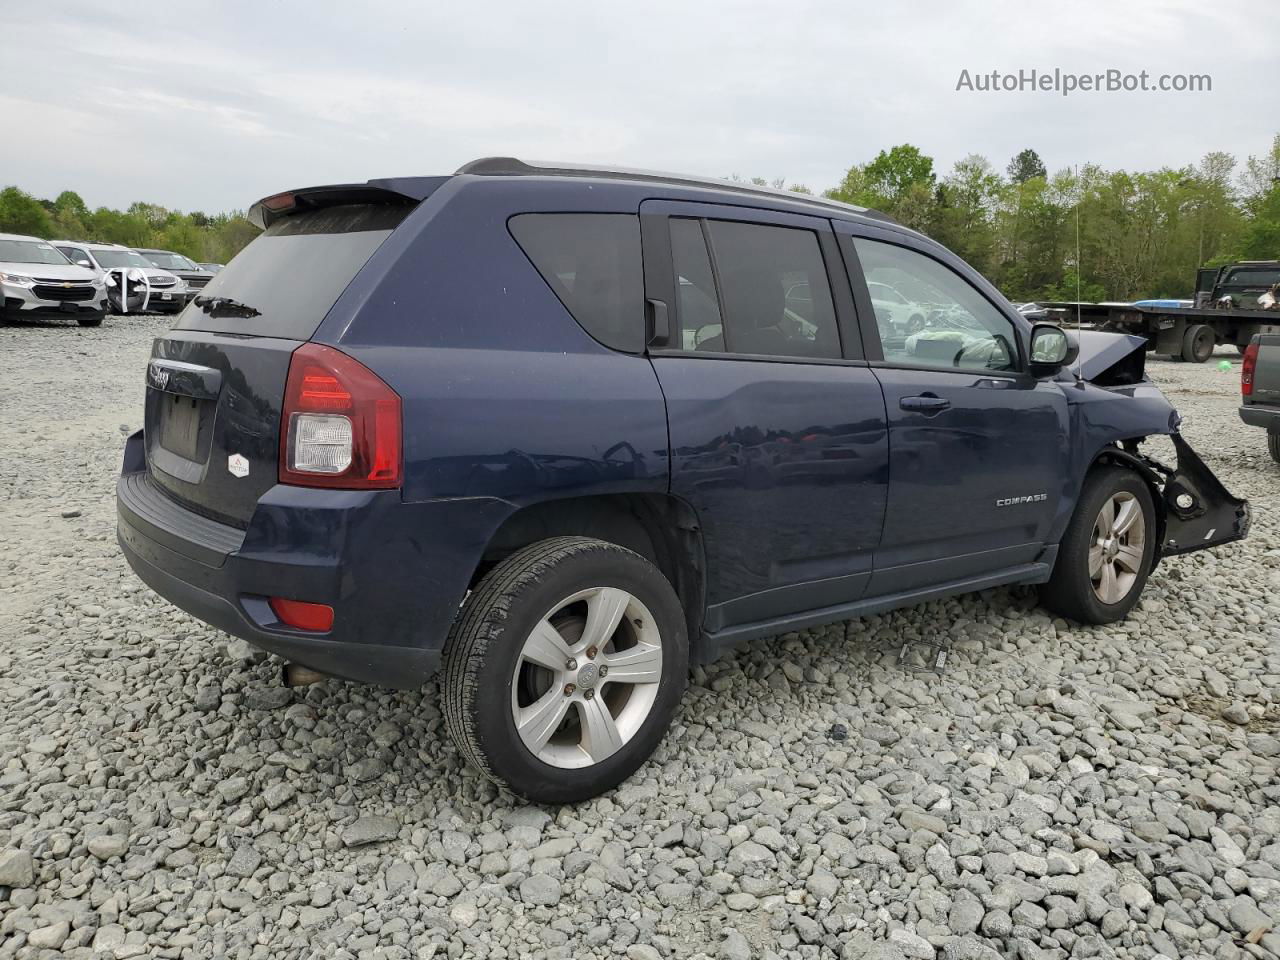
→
(696, 559, 1053, 665)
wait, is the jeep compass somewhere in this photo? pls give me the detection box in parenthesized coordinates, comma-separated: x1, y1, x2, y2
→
(117, 159, 1248, 802)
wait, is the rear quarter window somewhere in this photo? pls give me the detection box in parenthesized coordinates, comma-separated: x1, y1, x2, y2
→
(508, 213, 644, 353)
(176, 202, 412, 340)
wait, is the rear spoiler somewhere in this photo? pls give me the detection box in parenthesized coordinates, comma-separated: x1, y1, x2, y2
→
(248, 177, 450, 229)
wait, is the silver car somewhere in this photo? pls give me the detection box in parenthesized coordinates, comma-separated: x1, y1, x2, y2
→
(52, 241, 187, 314)
(0, 233, 108, 327)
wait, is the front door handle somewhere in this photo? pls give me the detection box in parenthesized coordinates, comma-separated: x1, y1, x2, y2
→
(900, 395, 951, 414)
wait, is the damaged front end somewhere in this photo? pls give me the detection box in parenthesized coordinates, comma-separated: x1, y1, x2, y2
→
(1065, 329, 1250, 561)
(1116, 434, 1251, 557)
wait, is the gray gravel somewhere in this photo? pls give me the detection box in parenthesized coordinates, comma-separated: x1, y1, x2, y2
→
(1, 314, 1278, 960)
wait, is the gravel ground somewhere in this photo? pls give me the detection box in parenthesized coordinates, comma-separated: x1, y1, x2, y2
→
(1, 314, 1278, 960)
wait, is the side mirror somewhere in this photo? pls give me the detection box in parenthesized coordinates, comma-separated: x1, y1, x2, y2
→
(1028, 323, 1078, 377)
(76, 259, 92, 267)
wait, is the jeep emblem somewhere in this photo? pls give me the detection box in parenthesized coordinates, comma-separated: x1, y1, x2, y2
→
(228, 454, 250, 478)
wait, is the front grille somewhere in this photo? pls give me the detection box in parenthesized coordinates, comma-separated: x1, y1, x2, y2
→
(148, 276, 177, 288)
(186, 276, 211, 289)
(33, 283, 95, 302)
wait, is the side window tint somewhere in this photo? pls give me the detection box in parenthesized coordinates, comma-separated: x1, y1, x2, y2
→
(852, 238, 1017, 372)
(509, 213, 644, 353)
(669, 219, 724, 351)
(707, 221, 840, 359)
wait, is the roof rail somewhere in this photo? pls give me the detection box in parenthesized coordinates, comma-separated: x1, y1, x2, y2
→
(455, 157, 897, 224)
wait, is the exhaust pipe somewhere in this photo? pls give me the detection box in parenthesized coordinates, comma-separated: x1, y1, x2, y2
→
(282, 663, 329, 687)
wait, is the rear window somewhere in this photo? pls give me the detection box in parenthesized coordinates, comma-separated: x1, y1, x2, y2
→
(176, 202, 412, 339)
(509, 213, 644, 353)
(1221, 268, 1280, 287)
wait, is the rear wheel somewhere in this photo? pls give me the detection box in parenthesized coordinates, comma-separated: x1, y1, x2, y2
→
(1269, 431, 1280, 464)
(1040, 466, 1156, 624)
(1181, 324, 1215, 363)
(443, 537, 688, 803)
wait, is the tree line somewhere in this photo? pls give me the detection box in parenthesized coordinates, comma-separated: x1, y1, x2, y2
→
(751, 135, 1280, 301)
(3, 133, 1278, 298)
(0, 188, 258, 266)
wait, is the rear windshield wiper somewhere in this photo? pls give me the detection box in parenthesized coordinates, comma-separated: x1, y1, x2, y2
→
(193, 295, 261, 319)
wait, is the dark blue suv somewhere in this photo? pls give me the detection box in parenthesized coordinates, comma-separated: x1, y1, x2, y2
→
(117, 158, 1248, 802)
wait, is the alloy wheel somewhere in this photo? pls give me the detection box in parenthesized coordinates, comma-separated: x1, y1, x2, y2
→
(1089, 491, 1146, 604)
(510, 587, 663, 769)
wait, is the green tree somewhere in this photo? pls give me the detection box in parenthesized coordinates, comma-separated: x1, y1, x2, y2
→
(0, 186, 55, 237)
(1007, 149, 1047, 185)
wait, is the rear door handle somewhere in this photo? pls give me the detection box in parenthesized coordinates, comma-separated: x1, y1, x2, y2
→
(900, 395, 951, 414)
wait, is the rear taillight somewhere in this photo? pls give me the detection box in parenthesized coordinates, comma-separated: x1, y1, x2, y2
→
(280, 343, 401, 489)
(1241, 342, 1259, 397)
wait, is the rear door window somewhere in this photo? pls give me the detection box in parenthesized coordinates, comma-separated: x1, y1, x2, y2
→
(670, 219, 840, 360)
(176, 202, 413, 339)
(509, 213, 644, 353)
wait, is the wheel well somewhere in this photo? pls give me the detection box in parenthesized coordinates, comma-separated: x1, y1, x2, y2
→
(473, 494, 706, 652)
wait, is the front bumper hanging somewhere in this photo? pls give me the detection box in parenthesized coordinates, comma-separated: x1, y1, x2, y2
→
(1152, 434, 1249, 556)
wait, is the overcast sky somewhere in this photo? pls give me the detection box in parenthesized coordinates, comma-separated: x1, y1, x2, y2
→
(4, 0, 1276, 214)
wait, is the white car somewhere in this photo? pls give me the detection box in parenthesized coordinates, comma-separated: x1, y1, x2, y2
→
(52, 241, 187, 315)
(867, 280, 927, 335)
(0, 233, 108, 327)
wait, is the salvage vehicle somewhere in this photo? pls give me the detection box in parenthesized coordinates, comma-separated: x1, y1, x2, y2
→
(0, 233, 107, 326)
(53, 241, 186, 314)
(1042, 261, 1280, 363)
(137, 248, 216, 297)
(1240, 333, 1280, 462)
(117, 159, 1250, 802)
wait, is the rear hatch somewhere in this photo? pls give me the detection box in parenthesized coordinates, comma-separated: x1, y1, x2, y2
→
(144, 191, 421, 528)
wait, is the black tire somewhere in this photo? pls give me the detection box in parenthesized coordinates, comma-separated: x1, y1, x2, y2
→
(77, 312, 105, 328)
(1236, 343, 1249, 357)
(1181, 324, 1215, 363)
(1269, 431, 1280, 464)
(442, 536, 688, 803)
(1040, 466, 1156, 625)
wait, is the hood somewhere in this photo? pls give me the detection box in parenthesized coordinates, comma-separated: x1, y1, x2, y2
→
(1067, 330, 1148, 386)
(0, 260, 97, 282)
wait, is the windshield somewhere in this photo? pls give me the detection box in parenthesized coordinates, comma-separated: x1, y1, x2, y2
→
(144, 251, 199, 271)
(94, 249, 155, 269)
(175, 202, 413, 338)
(0, 239, 71, 265)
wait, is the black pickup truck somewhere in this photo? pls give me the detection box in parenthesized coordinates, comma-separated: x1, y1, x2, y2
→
(1043, 261, 1280, 363)
(1241, 333, 1280, 462)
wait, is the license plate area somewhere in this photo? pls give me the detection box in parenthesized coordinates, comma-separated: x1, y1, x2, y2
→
(158, 393, 206, 461)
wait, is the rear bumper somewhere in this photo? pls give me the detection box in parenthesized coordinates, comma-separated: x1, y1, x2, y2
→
(119, 527, 438, 686)
(116, 430, 512, 688)
(1240, 404, 1280, 431)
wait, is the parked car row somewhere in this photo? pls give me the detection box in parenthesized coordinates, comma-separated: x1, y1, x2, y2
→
(0, 230, 222, 326)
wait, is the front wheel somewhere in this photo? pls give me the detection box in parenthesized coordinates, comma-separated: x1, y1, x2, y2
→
(443, 537, 688, 803)
(1269, 431, 1280, 464)
(77, 311, 105, 328)
(1040, 466, 1156, 624)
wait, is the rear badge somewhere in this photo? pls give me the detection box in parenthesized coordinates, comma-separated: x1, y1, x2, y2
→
(228, 454, 250, 478)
